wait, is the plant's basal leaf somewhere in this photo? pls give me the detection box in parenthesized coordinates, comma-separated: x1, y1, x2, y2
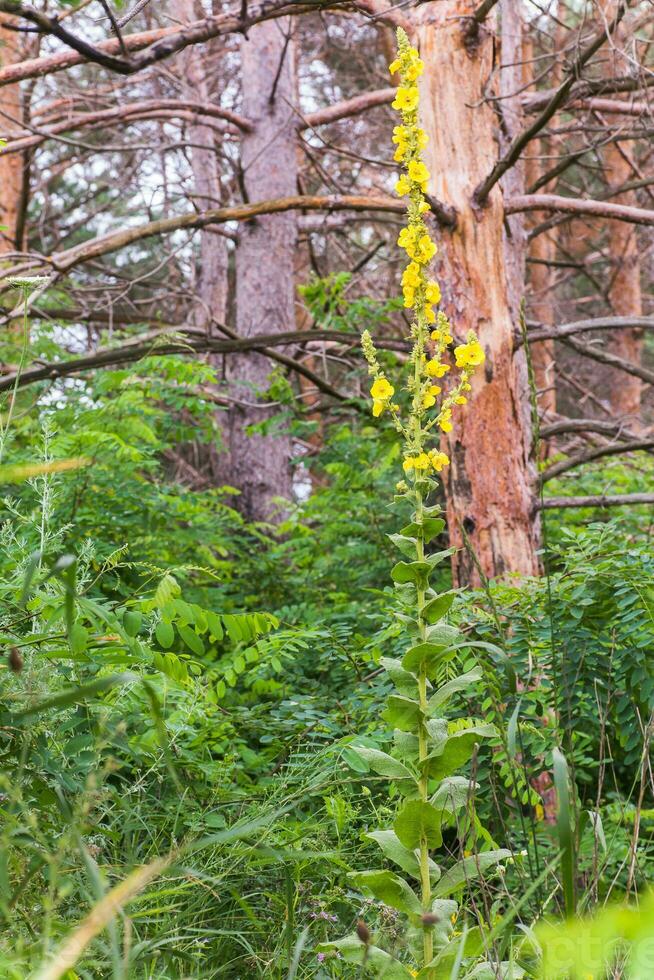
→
(422, 592, 456, 625)
(351, 746, 415, 781)
(425, 718, 448, 756)
(434, 850, 511, 897)
(348, 870, 422, 917)
(427, 668, 483, 713)
(394, 799, 443, 850)
(316, 935, 414, 977)
(382, 696, 422, 732)
(391, 561, 431, 588)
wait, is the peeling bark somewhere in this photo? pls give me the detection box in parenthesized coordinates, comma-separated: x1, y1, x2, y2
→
(0, 18, 26, 254)
(418, 0, 540, 584)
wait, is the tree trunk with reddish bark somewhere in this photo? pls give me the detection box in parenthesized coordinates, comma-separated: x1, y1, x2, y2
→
(417, 0, 540, 585)
(605, 139, 643, 426)
(0, 19, 26, 255)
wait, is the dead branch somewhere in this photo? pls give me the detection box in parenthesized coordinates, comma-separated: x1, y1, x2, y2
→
(539, 493, 654, 509)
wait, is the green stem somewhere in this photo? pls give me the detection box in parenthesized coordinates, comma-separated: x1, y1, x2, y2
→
(414, 483, 433, 970)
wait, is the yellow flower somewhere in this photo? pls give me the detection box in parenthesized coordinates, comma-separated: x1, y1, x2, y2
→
(428, 384, 441, 395)
(395, 174, 411, 196)
(418, 200, 430, 213)
(424, 304, 436, 324)
(372, 399, 385, 417)
(429, 450, 450, 472)
(426, 359, 450, 378)
(408, 160, 430, 185)
(392, 125, 408, 144)
(392, 86, 419, 112)
(394, 143, 408, 162)
(454, 339, 485, 368)
(370, 377, 394, 400)
(438, 408, 452, 433)
(402, 262, 421, 288)
(535, 803, 545, 822)
(389, 58, 401, 75)
(423, 391, 436, 409)
(403, 286, 415, 308)
(425, 281, 441, 305)
(402, 453, 430, 472)
(432, 328, 453, 346)
(405, 59, 424, 81)
(414, 234, 437, 264)
(416, 127, 428, 148)
(454, 395, 467, 405)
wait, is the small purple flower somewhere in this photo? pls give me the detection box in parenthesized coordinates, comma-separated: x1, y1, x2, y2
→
(317, 953, 326, 963)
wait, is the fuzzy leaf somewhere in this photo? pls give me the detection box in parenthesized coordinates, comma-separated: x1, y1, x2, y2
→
(348, 870, 422, 917)
(155, 620, 175, 649)
(394, 800, 443, 849)
(382, 696, 422, 732)
(402, 638, 456, 676)
(381, 657, 419, 698)
(388, 533, 419, 558)
(423, 725, 497, 780)
(351, 747, 415, 781)
(431, 776, 477, 813)
(422, 592, 456, 625)
(366, 829, 441, 881)
(400, 517, 445, 544)
(391, 561, 431, 588)
(427, 668, 483, 713)
(434, 850, 511, 897)
(316, 935, 413, 977)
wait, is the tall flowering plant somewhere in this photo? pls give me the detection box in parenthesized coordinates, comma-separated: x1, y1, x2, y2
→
(318, 29, 510, 978)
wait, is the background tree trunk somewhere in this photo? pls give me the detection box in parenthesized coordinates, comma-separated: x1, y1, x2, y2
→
(605, 138, 643, 426)
(0, 18, 26, 254)
(225, 19, 297, 521)
(418, 0, 540, 585)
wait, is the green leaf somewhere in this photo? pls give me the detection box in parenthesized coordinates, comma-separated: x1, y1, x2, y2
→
(388, 533, 418, 559)
(402, 639, 456, 677)
(391, 561, 431, 589)
(155, 620, 175, 649)
(123, 611, 142, 637)
(400, 517, 445, 544)
(422, 592, 456, 625)
(13, 673, 136, 719)
(348, 870, 422, 917)
(423, 725, 497, 780)
(205, 611, 224, 642)
(507, 701, 521, 759)
(553, 747, 576, 917)
(154, 574, 180, 609)
(431, 776, 477, 814)
(380, 657, 419, 698)
(394, 800, 443, 849)
(316, 935, 413, 977)
(382, 696, 422, 732)
(177, 625, 205, 657)
(69, 622, 88, 655)
(367, 829, 440, 881)
(427, 668, 482, 712)
(433, 850, 511, 897)
(351, 747, 415, 781)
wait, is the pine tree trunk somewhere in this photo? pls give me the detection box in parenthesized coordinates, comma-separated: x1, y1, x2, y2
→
(0, 19, 26, 255)
(605, 140, 643, 426)
(226, 20, 296, 521)
(418, 1, 540, 584)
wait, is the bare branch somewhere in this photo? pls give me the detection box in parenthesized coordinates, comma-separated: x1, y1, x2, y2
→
(560, 335, 654, 387)
(539, 493, 654, 509)
(523, 316, 654, 345)
(473, 1, 628, 206)
(539, 418, 640, 439)
(506, 194, 654, 227)
(541, 439, 654, 483)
